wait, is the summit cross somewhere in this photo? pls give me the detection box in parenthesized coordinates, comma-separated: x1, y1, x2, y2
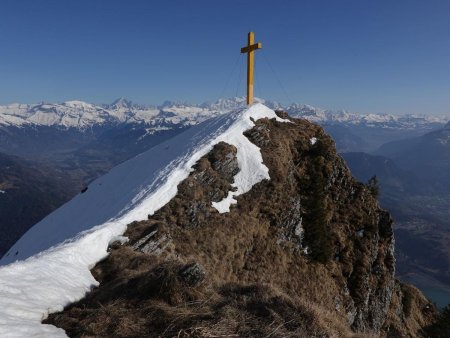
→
(241, 32, 262, 105)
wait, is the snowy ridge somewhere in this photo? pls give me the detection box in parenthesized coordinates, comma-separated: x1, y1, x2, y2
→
(1, 97, 447, 131)
(0, 104, 288, 337)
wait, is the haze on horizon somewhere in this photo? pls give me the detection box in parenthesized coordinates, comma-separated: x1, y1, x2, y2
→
(1, 0, 450, 115)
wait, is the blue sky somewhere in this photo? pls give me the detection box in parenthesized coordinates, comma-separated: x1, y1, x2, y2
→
(1, 0, 450, 114)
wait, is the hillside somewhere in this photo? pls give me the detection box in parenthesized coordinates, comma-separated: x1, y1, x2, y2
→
(341, 152, 426, 197)
(341, 152, 450, 307)
(0, 152, 81, 257)
(0, 104, 441, 337)
(45, 107, 437, 337)
(376, 123, 450, 194)
(0, 104, 436, 337)
(370, 124, 450, 303)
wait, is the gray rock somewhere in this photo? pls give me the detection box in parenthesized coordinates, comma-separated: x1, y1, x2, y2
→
(211, 152, 239, 180)
(279, 197, 304, 248)
(131, 227, 172, 256)
(245, 124, 270, 147)
(178, 262, 205, 286)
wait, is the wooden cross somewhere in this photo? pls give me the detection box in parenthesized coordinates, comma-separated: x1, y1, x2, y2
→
(241, 32, 262, 105)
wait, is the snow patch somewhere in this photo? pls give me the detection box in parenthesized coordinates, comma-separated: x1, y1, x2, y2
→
(108, 235, 129, 246)
(212, 105, 287, 213)
(0, 222, 126, 337)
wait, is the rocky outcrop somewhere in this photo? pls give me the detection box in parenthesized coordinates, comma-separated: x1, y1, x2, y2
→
(45, 113, 437, 337)
(178, 262, 205, 287)
(131, 224, 172, 256)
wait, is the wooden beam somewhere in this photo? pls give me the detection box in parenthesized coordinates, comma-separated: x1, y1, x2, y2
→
(240, 32, 262, 105)
(240, 42, 262, 54)
(247, 32, 254, 105)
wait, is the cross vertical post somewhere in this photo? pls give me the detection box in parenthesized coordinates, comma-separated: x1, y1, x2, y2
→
(241, 32, 262, 105)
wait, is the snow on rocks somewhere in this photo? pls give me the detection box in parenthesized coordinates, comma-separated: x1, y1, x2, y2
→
(211, 105, 288, 212)
(0, 103, 287, 337)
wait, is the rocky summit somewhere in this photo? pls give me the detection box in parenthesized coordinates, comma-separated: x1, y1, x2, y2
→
(45, 112, 436, 337)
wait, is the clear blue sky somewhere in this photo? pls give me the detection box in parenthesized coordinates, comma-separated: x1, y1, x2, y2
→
(1, 0, 450, 114)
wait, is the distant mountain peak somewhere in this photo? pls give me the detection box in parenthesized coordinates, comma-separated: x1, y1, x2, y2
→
(109, 97, 134, 109)
(63, 100, 92, 106)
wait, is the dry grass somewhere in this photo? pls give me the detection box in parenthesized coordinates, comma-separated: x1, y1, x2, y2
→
(46, 247, 361, 338)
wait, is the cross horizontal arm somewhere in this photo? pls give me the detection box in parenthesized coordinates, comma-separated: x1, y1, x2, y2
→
(240, 42, 262, 54)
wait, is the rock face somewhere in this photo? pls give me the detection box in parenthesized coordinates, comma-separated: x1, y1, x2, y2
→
(45, 113, 436, 337)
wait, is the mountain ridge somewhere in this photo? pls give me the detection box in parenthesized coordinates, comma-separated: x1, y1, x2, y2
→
(0, 104, 439, 337)
(1, 104, 286, 264)
(1, 97, 447, 131)
(42, 106, 437, 337)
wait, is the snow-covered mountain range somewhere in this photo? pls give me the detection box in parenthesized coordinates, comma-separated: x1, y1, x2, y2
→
(0, 97, 447, 131)
(285, 103, 448, 130)
(0, 98, 209, 130)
